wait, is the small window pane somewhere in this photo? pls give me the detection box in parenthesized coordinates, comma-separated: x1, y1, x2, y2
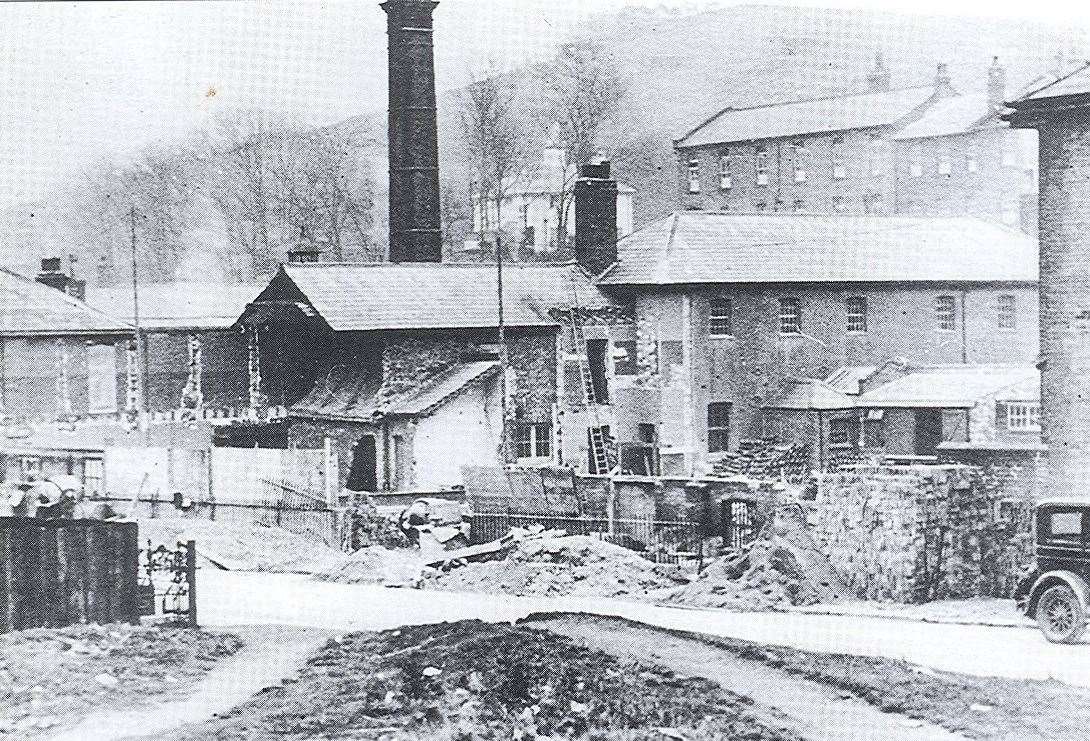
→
(847, 297, 867, 333)
(708, 402, 731, 453)
(710, 298, 733, 336)
(779, 297, 801, 334)
(936, 296, 956, 332)
(998, 294, 1016, 329)
(1051, 512, 1082, 537)
(829, 417, 854, 446)
(688, 159, 701, 193)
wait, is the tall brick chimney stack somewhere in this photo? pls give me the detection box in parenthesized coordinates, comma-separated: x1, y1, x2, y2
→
(574, 162, 618, 277)
(987, 56, 1006, 114)
(382, 0, 442, 263)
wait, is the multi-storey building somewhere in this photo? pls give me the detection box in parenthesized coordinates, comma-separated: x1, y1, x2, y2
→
(675, 57, 1038, 233)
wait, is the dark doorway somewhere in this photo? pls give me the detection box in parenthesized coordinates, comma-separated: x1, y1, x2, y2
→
(586, 339, 609, 404)
(914, 409, 944, 456)
(347, 435, 378, 492)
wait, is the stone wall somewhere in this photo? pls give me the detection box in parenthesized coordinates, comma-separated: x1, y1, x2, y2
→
(812, 464, 1033, 603)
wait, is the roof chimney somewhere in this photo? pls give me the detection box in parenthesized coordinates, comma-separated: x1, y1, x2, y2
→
(574, 162, 618, 277)
(934, 62, 953, 93)
(287, 227, 323, 264)
(36, 256, 86, 301)
(382, 0, 442, 263)
(867, 50, 890, 92)
(988, 56, 1007, 114)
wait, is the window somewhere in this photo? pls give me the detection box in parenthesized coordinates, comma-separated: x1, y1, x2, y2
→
(846, 296, 867, 333)
(613, 341, 638, 376)
(88, 343, 118, 414)
(516, 422, 552, 460)
(829, 417, 855, 447)
(938, 155, 952, 176)
(709, 297, 733, 337)
(1049, 511, 1082, 538)
(755, 200, 768, 212)
(688, 159, 701, 193)
(719, 154, 733, 190)
(792, 198, 806, 213)
(832, 164, 847, 179)
(1007, 402, 1041, 432)
(935, 295, 956, 332)
(832, 195, 848, 212)
(966, 150, 978, 173)
(998, 294, 1017, 330)
(756, 147, 769, 186)
(864, 192, 882, 214)
(831, 134, 846, 179)
(910, 144, 923, 178)
(708, 402, 731, 453)
(869, 133, 884, 176)
(779, 297, 801, 334)
(792, 141, 807, 182)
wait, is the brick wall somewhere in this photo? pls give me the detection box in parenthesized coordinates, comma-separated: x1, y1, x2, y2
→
(813, 465, 1033, 602)
(1036, 119, 1090, 500)
(0, 336, 125, 421)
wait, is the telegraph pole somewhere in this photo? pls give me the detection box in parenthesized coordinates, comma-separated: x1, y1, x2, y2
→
(130, 207, 148, 433)
(497, 233, 510, 464)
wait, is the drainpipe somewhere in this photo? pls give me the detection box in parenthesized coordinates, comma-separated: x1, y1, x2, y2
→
(682, 295, 695, 477)
(816, 409, 825, 470)
(960, 289, 968, 364)
(382, 420, 391, 491)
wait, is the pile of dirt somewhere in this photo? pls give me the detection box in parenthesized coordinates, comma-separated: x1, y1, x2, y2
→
(312, 545, 424, 586)
(421, 535, 688, 599)
(137, 518, 348, 574)
(663, 505, 850, 610)
(159, 620, 803, 741)
(0, 623, 242, 739)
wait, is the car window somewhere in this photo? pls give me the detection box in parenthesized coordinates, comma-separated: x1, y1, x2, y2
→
(1050, 511, 1084, 538)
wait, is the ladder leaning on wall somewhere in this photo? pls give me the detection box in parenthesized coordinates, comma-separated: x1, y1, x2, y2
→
(568, 275, 613, 476)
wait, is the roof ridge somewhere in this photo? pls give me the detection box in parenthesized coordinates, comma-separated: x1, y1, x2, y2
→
(1016, 60, 1090, 102)
(0, 267, 132, 329)
(286, 260, 579, 269)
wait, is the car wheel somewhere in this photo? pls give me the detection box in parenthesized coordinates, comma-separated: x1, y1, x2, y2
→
(1037, 584, 1087, 644)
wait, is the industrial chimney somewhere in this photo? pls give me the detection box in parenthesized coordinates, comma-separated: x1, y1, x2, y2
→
(382, 0, 442, 263)
(574, 162, 619, 277)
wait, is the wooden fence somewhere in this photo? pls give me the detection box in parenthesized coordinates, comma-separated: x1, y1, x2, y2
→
(0, 517, 139, 632)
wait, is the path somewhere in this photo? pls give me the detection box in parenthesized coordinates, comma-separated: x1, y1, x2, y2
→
(198, 570, 1090, 687)
(534, 613, 966, 741)
(47, 625, 332, 741)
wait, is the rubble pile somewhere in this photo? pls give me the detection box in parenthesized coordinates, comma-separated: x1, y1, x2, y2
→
(0, 623, 241, 738)
(312, 546, 424, 586)
(664, 505, 850, 610)
(711, 439, 812, 482)
(138, 518, 347, 574)
(421, 534, 687, 599)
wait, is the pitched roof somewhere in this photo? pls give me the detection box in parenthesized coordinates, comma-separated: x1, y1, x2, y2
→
(856, 365, 1037, 408)
(0, 269, 130, 336)
(766, 379, 856, 410)
(88, 282, 264, 330)
(677, 85, 937, 148)
(1012, 61, 1090, 104)
(290, 360, 499, 422)
(598, 212, 1037, 286)
(824, 366, 879, 395)
(252, 262, 617, 332)
(892, 94, 995, 140)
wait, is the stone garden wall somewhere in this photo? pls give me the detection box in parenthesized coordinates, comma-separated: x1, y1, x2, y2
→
(812, 464, 1034, 603)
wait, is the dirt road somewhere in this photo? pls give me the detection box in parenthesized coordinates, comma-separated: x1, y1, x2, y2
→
(198, 570, 1090, 687)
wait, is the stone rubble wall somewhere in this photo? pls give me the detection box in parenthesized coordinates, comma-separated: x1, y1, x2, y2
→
(812, 464, 1034, 603)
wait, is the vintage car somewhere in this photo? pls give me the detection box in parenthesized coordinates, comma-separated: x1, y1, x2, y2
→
(1015, 500, 1090, 643)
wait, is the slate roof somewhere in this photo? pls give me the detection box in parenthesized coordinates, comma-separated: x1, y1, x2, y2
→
(893, 94, 995, 140)
(0, 269, 131, 337)
(290, 360, 499, 422)
(1012, 61, 1090, 104)
(855, 366, 1037, 408)
(766, 379, 856, 410)
(88, 282, 264, 330)
(251, 262, 616, 332)
(598, 212, 1037, 286)
(677, 85, 936, 148)
(824, 366, 879, 396)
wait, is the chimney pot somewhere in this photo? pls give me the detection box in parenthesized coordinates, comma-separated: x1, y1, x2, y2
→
(987, 56, 1007, 114)
(41, 257, 61, 273)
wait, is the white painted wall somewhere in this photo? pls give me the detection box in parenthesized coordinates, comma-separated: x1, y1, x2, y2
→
(410, 377, 502, 490)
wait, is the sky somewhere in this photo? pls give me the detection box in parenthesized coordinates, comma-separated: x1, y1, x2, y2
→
(1, 0, 1088, 208)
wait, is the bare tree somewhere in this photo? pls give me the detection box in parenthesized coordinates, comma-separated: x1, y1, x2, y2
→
(539, 40, 626, 249)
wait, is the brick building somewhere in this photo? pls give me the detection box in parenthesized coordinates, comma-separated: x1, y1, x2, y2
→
(1007, 61, 1090, 502)
(596, 211, 1039, 476)
(675, 57, 1038, 233)
(87, 282, 261, 421)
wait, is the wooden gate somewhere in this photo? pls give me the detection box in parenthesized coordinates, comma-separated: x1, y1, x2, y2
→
(0, 517, 140, 632)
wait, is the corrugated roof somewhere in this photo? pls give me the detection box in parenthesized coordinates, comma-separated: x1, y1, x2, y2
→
(893, 94, 994, 140)
(266, 262, 616, 332)
(290, 360, 499, 422)
(856, 366, 1037, 408)
(88, 282, 264, 330)
(0, 269, 131, 336)
(766, 379, 856, 410)
(598, 212, 1037, 286)
(824, 366, 879, 395)
(677, 86, 936, 148)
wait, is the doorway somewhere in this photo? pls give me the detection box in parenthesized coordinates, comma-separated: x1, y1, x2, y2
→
(347, 435, 378, 492)
(914, 409, 943, 456)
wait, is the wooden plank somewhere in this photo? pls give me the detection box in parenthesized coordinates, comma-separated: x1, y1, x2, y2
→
(9, 522, 40, 630)
(0, 523, 10, 633)
(120, 522, 140, 625)
(60, 523, 90, 626)
(39, 523, 63, 628)
(87, 523, 112, 624)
